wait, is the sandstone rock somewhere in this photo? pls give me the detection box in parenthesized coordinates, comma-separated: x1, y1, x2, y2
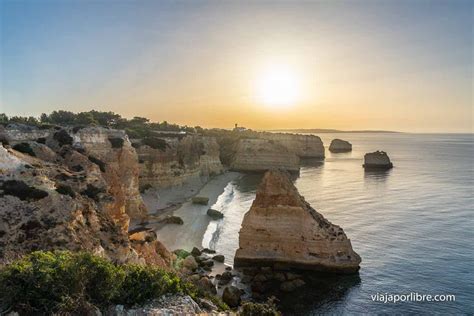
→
(230, 138, 300, 172)
(259, 133, 325, 159)
(363, 151, 393, 170)
(329, 139, 352, 153)
(222, 286, 242, 307)
(234, 170, 361, 273)
(136, 135, 223, 189)
(207, 208, 224, 219)
(0, 126, 171, 267)
(192, 196, 209, 205)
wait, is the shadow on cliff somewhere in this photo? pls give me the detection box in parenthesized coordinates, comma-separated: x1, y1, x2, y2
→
(277, 272, 361, 315)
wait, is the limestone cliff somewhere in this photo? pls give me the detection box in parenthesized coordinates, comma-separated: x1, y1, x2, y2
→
(259, 133, 325, 159)
(230, 139, 300, 172)
(0, 126, 170, 266)
(234, 170, 361, 273)
(135, 135, 223, 189)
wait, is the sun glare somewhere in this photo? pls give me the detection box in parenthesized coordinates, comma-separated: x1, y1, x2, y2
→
(256, 65, 301, 108)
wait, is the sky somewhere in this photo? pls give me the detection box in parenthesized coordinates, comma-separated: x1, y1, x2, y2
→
(0, 0, 472, 132)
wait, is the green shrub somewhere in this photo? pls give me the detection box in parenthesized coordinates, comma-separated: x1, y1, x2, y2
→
(12, 142, 36, 156)
(142, 137, 168, 151)
(55, 184, 75, 197)
(108, 137, 124, 148)
(0, 251, 122, 314)
(0, 251, 204, 314)
(240, 298, 280, 316)
(115, 264, 184, 305)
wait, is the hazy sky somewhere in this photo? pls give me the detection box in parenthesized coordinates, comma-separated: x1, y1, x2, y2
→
(1, 0, 472, 132)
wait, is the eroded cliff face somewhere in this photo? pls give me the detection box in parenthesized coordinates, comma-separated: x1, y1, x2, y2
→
(230, 139, 300, 172)
(259, 133, 325, 159)
(228, 133, 325, 172)
(234, 170, 361, 273)
(0, 126, 170, 266)
(135, 135, 223, 189)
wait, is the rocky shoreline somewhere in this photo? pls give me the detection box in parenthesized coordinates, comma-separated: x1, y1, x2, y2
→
(0, 119, 396, 314)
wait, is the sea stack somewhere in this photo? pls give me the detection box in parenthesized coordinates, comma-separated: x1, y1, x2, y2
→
(234, 170, 361, 273)
(363, 151, 393, 170)
(329, 139, 352, 153)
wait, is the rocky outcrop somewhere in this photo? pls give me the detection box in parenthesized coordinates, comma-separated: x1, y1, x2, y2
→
(134, 135, 223, 189)
(234, 170, 361, 273)
(363, 151, 393, 170)
(109, 294, 207, 315)
(230, 139, 300, 172)
(259, 133, 325, 159)
(329, 139, 352, 153)
(0, 126, 171, 266)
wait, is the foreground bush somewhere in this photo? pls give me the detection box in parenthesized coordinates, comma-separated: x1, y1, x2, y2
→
(0, 251, 195, 314)
(240, 298, 281, 316)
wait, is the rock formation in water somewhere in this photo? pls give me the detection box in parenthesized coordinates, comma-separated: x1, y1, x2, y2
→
(230, 138, 300, 172)
(234, 170, 361, 273)
(134, 134, 223, 189)
(329, 139, 352, 153)
(0, 125, 170, 266)
(363, 150, 393, 170)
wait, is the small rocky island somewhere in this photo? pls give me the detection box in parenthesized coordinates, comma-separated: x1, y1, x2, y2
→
(234, 169, 361, 273)
(329, 138, 352, 153)
(363, 150, 393, 170)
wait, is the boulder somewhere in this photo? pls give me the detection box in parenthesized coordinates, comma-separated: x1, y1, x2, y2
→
(212, 255, 225, 262)
(363, 151, 393, 170)
(218, 271, 233, 285)
(234, 170, 361, 273)
(191, 247, 202, 256)
(207, 208, 224, 219)
(158, 215, 184, 225)
(182, 256, 198, 271)
(329, 139, 352, 153)
(192, 196, 209, 205)
(222, 286, 242, 307)
(201, 248, 216, 254)
(197, 276, 217, 295)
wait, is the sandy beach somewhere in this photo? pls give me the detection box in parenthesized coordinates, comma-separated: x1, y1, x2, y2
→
(141, 172, 242, 251)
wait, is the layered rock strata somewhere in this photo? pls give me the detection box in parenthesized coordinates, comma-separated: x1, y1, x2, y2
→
(230, 139, 300, 172)
(363, 151, 393, 170)
(259, 133, 325, 159)
(329, 139, 352, 153)
(234, 170, 361, 273)
(134, 135, 223, 189)
(0, 125, 170, 266)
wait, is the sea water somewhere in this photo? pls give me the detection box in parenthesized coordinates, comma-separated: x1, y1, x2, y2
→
(202, 133, 473, 314)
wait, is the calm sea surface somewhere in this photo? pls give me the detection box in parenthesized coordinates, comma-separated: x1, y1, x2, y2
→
(203, 133, 474, 315)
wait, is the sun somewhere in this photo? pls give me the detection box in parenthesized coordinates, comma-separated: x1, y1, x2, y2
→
(256, 65, 301, 108)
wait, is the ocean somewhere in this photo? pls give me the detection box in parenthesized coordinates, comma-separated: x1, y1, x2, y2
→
(202, 133, 474, 315)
